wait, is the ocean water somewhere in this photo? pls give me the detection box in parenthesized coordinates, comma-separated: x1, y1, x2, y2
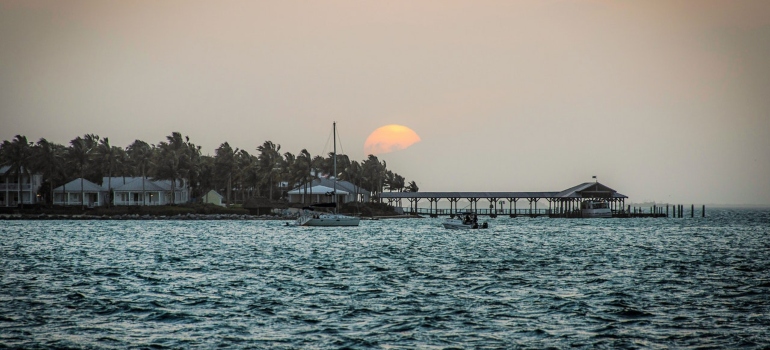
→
(1, 209, 769, 349)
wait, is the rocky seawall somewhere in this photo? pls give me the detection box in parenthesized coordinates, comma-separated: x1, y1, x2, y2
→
(0, 213, 292, 220)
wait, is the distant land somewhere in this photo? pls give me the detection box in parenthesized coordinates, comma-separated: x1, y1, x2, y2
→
(627, 202, 769, 209)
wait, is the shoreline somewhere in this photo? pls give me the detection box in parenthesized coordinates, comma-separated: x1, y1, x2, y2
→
(0, 213, 287, 221)
(0, 213, 421, 221)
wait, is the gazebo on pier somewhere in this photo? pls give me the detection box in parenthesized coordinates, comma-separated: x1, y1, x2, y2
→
(379, 181, 628, 217)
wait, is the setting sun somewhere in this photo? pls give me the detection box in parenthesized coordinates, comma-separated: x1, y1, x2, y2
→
(363, 125, 421, 156)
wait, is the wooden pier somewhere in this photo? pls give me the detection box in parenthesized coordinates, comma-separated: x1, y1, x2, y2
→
(379, 181, 700, 218)
(395, 207, 668, 218)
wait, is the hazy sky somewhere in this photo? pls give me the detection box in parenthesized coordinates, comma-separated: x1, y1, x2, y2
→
(2, 1, 769, 205)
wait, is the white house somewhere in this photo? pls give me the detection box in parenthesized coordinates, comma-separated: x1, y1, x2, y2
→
(0, 166, 43, 207)
(108, 177, 190, 206)
(287, 177, 368, 204)
(53, 177, 191, 207)
(52, 178, 103, 207)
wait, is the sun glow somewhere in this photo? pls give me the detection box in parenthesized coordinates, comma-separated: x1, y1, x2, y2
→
(363, 125, 421, 156)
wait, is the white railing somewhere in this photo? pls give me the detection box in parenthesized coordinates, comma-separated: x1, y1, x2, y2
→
(113, 200, 162, 206)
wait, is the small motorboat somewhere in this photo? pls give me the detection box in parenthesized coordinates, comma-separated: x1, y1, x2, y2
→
(442, 213, 488, 229)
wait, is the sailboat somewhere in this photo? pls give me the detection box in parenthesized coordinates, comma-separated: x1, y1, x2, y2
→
(295, 122, 361, 227)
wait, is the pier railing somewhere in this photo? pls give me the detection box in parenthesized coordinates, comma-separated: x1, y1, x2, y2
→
(399, 208, 552, 216)
(397, 207, 672, 218)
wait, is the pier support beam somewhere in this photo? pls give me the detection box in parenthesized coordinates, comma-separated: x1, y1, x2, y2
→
(406, 198, 420, 215)
(428, 198, 440, 217)
(527, 198, 539, 217)
(507, 198, 519, 217)
(468, 198, 479, 213)
(486, 197, 498, 217)
(448, 198, 459, 215)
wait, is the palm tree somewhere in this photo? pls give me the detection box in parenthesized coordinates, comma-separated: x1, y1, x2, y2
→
(82, 134, 101, 183)
(155, 132, 189, 204)
(362, 155, 386, 202)
(0, 135, 33, 208)
(281, 151, 297, 200)
(214, 142, 238, 206)
(394, 173, 406, 192)
(67, 136, 95, 210)
(235, 150, 253, 202)
(257, 141, 281, 201)
(296, 149, 314, 203)
(384, 170, 396, 192)
(95, 137, 121, 207)
(340, 160, 363, 204)
(186, 139, 203, 200)
(334, 154, 351, 179)
(197, 155, 216, 200)
(406, 180, 419, 193)
(126, 140, 153, 205)
(31, 138, 64, 206)
(242, 153, 262, 199)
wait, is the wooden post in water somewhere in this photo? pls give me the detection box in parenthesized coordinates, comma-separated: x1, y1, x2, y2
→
(702, 205, 705, 217)
(691, 204, 694, 218)
(666, 204, 669, 217)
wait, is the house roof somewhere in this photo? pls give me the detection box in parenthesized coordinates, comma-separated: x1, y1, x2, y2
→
(53, 178, 103, 192)
(102, 177, 186, 192)
(112, 178, 167, 192)
(288, 177, 364, 195)
(287, 185, 349, 195)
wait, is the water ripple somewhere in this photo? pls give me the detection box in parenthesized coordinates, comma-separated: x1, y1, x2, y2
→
(1, 209, 769, 348)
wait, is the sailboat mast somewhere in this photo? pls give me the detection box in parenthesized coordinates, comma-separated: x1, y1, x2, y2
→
(333, 122, 337, 213)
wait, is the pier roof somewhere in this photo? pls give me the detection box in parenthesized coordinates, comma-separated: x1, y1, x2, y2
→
(555, 182, 628, 199)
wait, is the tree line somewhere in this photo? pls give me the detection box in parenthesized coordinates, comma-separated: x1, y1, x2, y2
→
(0, 133, 419, 207)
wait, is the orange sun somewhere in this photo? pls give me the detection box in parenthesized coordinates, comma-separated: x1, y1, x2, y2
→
(364, 125, 421, 155)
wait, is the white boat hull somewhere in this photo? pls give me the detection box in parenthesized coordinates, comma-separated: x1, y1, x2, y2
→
(442, 219, 487, 229)
(297, 213, 360, 227)
(581, 208, 612, 218)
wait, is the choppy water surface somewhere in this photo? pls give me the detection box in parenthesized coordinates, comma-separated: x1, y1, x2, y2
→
(2, 209, 769, 348)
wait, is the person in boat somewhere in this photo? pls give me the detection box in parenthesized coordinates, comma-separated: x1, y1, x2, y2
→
(464, 214, 471, 224)
(473, 214, 478, 224)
